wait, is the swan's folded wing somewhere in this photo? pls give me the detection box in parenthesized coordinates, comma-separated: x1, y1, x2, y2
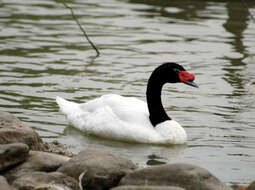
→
(89, 94, 151, 126)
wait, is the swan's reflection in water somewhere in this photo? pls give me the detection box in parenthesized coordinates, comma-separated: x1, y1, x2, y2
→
(64, 126, 186, 167)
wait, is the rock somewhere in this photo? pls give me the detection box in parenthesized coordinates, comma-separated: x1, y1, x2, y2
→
(0, 111, 44, 150)
(120, 163, 232, 190)
(34, 184, 73, 190)
(42, 140, 75, 157)
(18, 151, 70, 171)
(5, 151, 70, 183)
(0, 143, 29, 171)
(231, 184, 249, 190)
(111, 185, 185, 190)
(12, 171, 79, 190)
(58, 148, 137, 190)
(0, 175, 12, 190)
(247, 181, 255, 190)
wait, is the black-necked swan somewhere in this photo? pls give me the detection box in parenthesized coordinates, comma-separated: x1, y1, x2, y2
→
(56, 62, 198, 144)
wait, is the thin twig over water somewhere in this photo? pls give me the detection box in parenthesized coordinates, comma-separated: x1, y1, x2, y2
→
(62, 2, 100, 57)
(241, 0, 255, 22)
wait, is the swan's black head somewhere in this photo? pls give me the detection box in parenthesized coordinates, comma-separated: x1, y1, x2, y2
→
(155, 62, 198, 87)
(146, 62, 198, 126)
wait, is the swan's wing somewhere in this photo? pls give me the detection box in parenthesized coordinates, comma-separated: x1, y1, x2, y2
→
(56, 95, 168, 144)
(80, 94, 151, 126)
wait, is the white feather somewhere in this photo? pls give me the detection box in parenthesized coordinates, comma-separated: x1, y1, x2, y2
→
(56, 94, 187, 144)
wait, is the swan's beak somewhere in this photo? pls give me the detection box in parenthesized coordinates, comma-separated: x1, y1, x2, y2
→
(186, 80, 199, 88)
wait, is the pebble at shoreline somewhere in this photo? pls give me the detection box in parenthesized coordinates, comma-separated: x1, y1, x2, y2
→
(0, 111, 253, 190)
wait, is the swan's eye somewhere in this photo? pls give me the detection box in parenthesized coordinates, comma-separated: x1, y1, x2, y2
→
(173, 68, 180, 74)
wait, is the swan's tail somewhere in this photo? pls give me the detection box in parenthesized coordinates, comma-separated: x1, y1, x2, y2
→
(56, 96, 80, 116)
(56, 96, 88, 130)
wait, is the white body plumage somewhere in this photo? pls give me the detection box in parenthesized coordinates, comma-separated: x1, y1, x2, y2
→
(56, 94, 187, 145)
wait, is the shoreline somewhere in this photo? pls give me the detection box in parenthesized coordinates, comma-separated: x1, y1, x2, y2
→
(0, 111, 252, 190)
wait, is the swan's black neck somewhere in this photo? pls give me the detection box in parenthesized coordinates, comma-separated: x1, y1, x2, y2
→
(146, 63, 182, 127)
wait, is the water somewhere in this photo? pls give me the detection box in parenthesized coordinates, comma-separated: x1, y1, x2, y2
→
(1, 0, 255, 185)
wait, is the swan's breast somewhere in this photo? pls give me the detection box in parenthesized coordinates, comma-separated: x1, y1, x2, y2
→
(155, 120, 187, 144)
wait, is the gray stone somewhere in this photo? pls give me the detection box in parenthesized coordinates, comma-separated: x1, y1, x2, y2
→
(0, 143, 29, 171)
(247, 181, 255, 190)
(111, 185, 185, 190)
(0, 175, 12, 190)
(5, 151, 70, 183)
(42, 140, 75, 157)
(12, 171, 79, 190)
(17, 151, 70, 171)
(0, 111, 44, 150)
(34, 184, 73, 190)
(58, 148, 137, 190)
(120, 163, 232, 190)
(231, 184, 248, 190)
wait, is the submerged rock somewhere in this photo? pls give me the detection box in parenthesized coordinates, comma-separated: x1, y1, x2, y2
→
(42, 140, 75, 157)
(120, 163, 232, 190)
(12, 171, 79, 190)
(0, 143, 29, 171)
(0, 111, 44, 150)
(58, 148, 137, 190)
